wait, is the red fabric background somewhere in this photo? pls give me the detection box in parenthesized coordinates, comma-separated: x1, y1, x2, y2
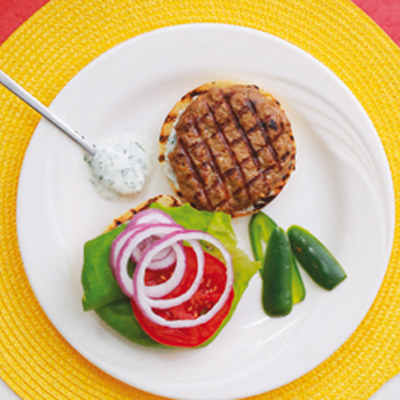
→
(352, 0, 400, 45)
(0, 0, 399, 46)
(0, 0, 50, 45)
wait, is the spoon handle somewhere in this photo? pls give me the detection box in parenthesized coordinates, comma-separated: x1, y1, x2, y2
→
(0, 70, 96, 156)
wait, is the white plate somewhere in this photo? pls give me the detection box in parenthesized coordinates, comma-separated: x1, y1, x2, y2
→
(16, 24, 394, 400)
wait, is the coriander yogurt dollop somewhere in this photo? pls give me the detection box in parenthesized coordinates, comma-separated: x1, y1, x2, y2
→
(85, 133, 153, 198)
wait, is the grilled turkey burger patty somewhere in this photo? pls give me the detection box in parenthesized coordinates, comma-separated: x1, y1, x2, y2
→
(159, 81, 296, 217)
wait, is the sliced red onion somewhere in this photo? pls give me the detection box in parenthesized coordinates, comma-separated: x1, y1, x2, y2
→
(132, 230, 234, 329)
(112, 224, 184, 297)
(138, 237, 205, 309)
(110, 225, 141, 272)
(130, 209, 180, 269)
(143, 242, 186, 299)
(128, 208, 178, 229)
(110, 209, 234, 330)
(110, 208, 181, 273)
(131, 236, 178, 270)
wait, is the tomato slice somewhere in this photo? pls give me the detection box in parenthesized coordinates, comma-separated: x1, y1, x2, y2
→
(131, 246, 234, 347)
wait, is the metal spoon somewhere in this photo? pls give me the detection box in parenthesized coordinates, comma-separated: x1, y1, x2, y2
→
(0, 69, 96, 156)
(0, 69, 153, 198)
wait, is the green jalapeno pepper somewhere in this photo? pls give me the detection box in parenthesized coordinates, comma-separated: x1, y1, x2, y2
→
(290, 251, 306, 303)
(249, 212, 277, 264)
(262, 226, 293, 316)
(287, 225, 347, 290)
(249, 212, 306, 305)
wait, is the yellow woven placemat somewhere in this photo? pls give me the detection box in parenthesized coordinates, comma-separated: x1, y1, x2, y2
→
(1, 0, 400, 399)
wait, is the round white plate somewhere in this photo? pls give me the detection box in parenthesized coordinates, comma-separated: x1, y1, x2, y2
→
(17, 24, 394, 400)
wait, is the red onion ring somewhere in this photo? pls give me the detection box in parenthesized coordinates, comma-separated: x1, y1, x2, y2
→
(143, 242, 187, 299)
(127, 208, 177, 229)
(112, 224, 184, 297)
(131, 209, 180, 269)
(110, 208, 182, 274)
(138, 237, 205, 309)
(131, 238, 177, 270)
(132, 230, 234, 329)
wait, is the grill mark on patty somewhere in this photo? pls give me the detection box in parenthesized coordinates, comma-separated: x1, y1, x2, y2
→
(247, 99, 279, 163)
(189, 113, 231, 207)
(280, 150, 291, 162)
(204, 96, 252, 204)
(178, 136, 213, 210)
(223, 91, 257, 160)
(269, 119, 279, 130)
(222, 89, 268, 200)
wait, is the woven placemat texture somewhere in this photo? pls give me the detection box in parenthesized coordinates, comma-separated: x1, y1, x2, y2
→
(1, 0, 400, 399)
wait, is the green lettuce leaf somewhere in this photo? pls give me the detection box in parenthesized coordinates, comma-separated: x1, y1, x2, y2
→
(96, 300, 161, 347)
(82, 224, 126, 312)
(81, 203, 259, 348)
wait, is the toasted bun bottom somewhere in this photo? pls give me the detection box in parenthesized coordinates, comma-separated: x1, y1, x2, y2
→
(104, 194, 182, 233)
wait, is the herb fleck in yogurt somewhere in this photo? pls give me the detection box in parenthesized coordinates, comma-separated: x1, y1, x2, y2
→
(85, 133, 153, 198)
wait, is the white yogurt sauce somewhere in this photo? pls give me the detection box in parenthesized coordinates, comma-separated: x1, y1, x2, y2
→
(85, 133, 153, 198)
(163, 127, 179, 188)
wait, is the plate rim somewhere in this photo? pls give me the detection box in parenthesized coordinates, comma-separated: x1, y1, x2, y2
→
(16, 23, 395, 399)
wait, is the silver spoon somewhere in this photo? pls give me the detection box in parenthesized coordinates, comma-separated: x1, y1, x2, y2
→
(0, 69, 153, 197)
(0, 69, 96, 156)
